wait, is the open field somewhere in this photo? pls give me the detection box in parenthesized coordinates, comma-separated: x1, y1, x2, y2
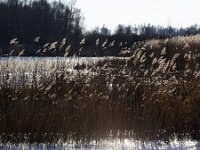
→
(0, 35, 200, 147)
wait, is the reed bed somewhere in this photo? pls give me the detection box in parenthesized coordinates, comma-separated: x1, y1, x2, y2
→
(0, 35, 200, 144)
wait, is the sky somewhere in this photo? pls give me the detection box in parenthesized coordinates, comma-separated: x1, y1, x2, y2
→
(64, 0, 200, 31)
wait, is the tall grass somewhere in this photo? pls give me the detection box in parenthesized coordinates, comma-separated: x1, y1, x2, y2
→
(0, 35, 200, 144)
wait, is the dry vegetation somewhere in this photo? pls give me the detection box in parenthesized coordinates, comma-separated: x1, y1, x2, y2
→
(0, 35, 200, 144)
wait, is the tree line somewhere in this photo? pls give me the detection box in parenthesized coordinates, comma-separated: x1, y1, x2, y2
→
(1, 0, 200, 56)
(0, 0, 83, 54)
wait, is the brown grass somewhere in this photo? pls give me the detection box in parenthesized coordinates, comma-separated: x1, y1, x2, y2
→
(0, 35, 200, 144)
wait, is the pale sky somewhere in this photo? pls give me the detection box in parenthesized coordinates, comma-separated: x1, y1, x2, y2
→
(65, 0, 200, 31)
